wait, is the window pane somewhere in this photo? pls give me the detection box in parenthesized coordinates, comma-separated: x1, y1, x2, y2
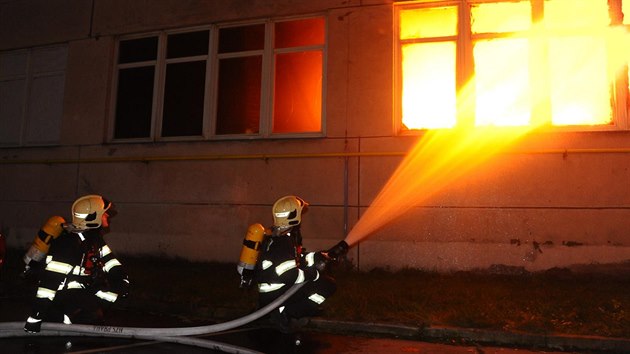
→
(114, 66, 155, 138)
(544, 0, 609, 30)
(167, 31, 209, 59)
(471, 2, 531, 34)
(275, 18, 325, 48)
(0, 80, 25, 145)
(119, 37, 158, 63)
(218, 24, 265, 53)
(400, 6, 457, 39)
(25, 74, 64, 143)
(162, 61, 206, 137)
(474, 39, 531, 126)
(0, 51, 27, 77)
(401, 42, 456, 129)
(31, 46, 67, 73)
(216, 56, 262, 134)
(548, 36, 611, 125)
(273, 51, 322, 133)
(624, 1, 630, 25)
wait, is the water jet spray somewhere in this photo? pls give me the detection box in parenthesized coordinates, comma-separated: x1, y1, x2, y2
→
(342, 127, 535, 249)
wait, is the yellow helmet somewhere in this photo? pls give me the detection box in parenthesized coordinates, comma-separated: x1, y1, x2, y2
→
(71, 195, 111, 230)
(272, 195, 308, 229)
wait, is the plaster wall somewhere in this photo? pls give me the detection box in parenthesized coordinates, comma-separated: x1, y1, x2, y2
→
(1, 0, 629, 272)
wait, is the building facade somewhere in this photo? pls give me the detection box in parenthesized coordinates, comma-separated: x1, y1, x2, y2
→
(1, 0, 629, 271)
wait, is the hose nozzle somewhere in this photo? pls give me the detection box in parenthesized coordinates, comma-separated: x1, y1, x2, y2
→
(327, 240, 349, 261)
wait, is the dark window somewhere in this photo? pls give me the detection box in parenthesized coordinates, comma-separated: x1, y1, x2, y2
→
(218, 24, 265, 53)
(111, 18, 326, 141)
(167, 31, 209, 58)
(118, 37, 158, 63)
(216, 56, 262, 134)
(114, 66, 155, 139)
(162, 61, 206, 137)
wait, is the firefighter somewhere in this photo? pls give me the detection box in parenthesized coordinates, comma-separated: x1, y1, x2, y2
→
(241, 195, 341, 334)
(24, 195, 129, 333)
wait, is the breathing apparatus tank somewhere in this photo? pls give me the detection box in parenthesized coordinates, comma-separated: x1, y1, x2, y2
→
(23, 215, 66, 267)
(237, 223, 266, 277)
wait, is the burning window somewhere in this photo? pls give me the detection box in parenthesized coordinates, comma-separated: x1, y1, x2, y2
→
(112, 17, 325, 141)
(396, 0, 630, 131)
(216, 18, 324, 136)
(272, 18, 324, 134)
(216, 24, 264, 135)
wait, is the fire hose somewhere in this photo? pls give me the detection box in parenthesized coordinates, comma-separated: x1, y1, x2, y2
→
(0, 241, 349, 352)
(0, 282, 305, 354)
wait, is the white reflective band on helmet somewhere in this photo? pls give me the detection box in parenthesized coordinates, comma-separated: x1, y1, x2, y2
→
(63, 315, 72, 324)
(36, 287, 56, 300)
(66, 281, 85, 289)
(308, 293, 326, 305)
(27, 317, 42, 324)
(74, 212, 88, 219)
(258, 283, 285, 293)
(103, 258, 121, 272)
(275, 260, 296, 276)
(262, 260, 273, 270)
(306, 252, 315, 267)
(96, 290, 118, 302)
(275, 211, 290, 217)
(101, 245, 112, 257)
(295, 269, 305, 284)
(46, 260, 73, 274)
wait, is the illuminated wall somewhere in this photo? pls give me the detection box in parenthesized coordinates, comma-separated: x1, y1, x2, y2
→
(1, 0, 630, 272)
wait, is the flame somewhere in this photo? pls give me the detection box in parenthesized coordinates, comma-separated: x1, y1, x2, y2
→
(344, 126, 534, 246)
(346, 1, 630, 246)
(400, 1, 628, 130)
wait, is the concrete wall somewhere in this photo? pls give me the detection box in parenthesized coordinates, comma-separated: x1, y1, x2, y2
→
(1, 0, 629, 272)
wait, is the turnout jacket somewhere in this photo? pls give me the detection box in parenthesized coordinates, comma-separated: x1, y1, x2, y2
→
(31, 228, 129, 317)
(256, 227, 320, 294)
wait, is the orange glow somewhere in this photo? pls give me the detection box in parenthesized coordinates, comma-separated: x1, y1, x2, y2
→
(346, 1, 630, 246)
(345, 126, 534, 246)
(400, 1, 627, 130)
(402, 43, 456, 129)
(474, 38, 531, 126)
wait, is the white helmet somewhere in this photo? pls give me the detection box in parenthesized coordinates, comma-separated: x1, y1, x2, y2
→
(272, 195, 308, 230)
(71, 195, 111, 230)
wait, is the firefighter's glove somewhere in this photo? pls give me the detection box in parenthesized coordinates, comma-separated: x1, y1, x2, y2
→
(314, 251, 332, 271)
(239, 268, 255, 288)
(303, 266, 319, 281)
(24, 315, 43, 333)
(327, 241, 349, 261)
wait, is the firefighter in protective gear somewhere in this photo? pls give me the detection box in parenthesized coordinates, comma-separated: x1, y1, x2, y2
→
(24, 195, 130, 333)
(254, 195, 338, 333)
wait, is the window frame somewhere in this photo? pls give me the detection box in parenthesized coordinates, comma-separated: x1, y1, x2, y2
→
(0, 45, 67, 147)
(109, 16, 327, 143)
(393, 0, 630, 133)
